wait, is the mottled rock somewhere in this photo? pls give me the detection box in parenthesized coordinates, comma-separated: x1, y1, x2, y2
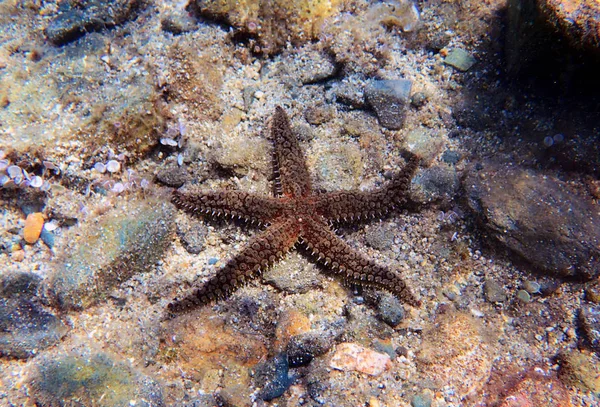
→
(328, 80, 366, 109)
(579, 304, 600, 353)
(286, 333, 334, 368)
(465, 163, 600, 279)
(558, 349, 600, 393)
(484, 279, 508, 303)
(377, 292, 405, 327)
(0, 271, 41, 299)
(188, 0, 344, 55)
(304, 105, 334, 126)
(156, 165, 189, 188)
(161, 11, 198, 35)
(498, 370, 571, 407)
(30, 351, 164, 406)
(293, 48, 337, 84)
(45, 0, 144, 45)
(417, 311, 494, 398)
(365, 79, 413, 130)
(403, 127, 445, 165)
(330, 342, 392, 376)
(254, 353, 292, 401)
(175, 216, 208, 255)
(411, 165, 459, 204)
(444, 48, 476, 71)
(0, 298, 68, 359)
(48, 196, 175, 310)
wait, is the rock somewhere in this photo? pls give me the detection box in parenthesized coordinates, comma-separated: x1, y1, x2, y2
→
(484, 279, 508, 303)
(23, 212, 44, 244)
(558, 349, 600, 393)
(187, 0, 345, 55)
(175, 216, 208, 255)
(45, 0, 144, 45)
(263, 257, 321, 294)
(292, 49, 337, 84)
(443, 48, 476, 71)
(410, 91, 428, 108)
(411, 392, 433, 407)
(465, 162, 600, 279)
(441, 150, 462, 165)
(328, 79, 366, 109)
(364, 223, 396, 251)
(286, 333, 334, 368)
(0, 272, 41, 299)
(0, 298, 68, 359)
(410, 165, 459, 204)
(585, 282, 600, 304)
(156, 165, 189, 188)
(417, 310, 494, 398)
(403, 127, 445, 165)
(365, 79, 413, 130)
(579, 304, 600, 352)
(161, 11, 198, 35)
(377, 292, 405, 327)
(47, 196, 175, 310)
(304, 105, 334, 125)
(30, 351, 164, 406)
(330, 342, 392, 376)
(253, 353, 292, 401)
(498, 369, 571, 407)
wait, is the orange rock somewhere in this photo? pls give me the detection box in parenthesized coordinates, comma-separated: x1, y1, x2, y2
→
(330, 342, 392, 376)
(24, 212, 44, 244)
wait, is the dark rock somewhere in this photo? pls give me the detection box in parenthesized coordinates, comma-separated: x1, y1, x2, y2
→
(0, 272, 41, 299)
(161, 11, 198, 35)
(377, 293, 405, 327)
(441, 150, 462, 165)
(254, 353, 292, 401)
(365, 79, 412, 130)
(411, 165, 459, 204)
(156, 165, 189, 188)
(484, 279, 508, 303)
(30, 351, 164, 406)
(175, 216, 207, 255)
(465, 162, 600, 279)
(47, 197, 175, 310)
(45, 0, 143, 46)
(579, 304, 600, 353)
(410, 91, 428, 108)
(0, 298, 68, 359)
(304, 105, 334, 126)
(286, 333, 333, 368)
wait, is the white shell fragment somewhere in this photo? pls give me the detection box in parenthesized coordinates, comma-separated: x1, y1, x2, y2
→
(106, 160, 121, 173)
(30, 176, 44, 188)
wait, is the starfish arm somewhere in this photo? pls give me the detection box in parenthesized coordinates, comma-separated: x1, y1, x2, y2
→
(172, 188, 286, 224)
(168, 217, 300, 314)
(272, 106, 312, 198)
(315, 154, 419, 223)
(301, 218, 421, 307)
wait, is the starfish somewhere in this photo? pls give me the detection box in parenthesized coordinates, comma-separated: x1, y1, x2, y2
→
(169, 106, 421, 314)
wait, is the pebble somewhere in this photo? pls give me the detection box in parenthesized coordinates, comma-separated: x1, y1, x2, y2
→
(286, 333, 334, 368)
(156, 165, 189, 188)
(0, 298, 68, 358)
(443, 48, 476, 71)
(578, 304, 600, 352)
(30, 351, 164, 406)
(377, 293, 406, 327)
(175, 216, 207, 255)
(329, 80, 366, 109)
(364, 223, 396, 251)
(161, 11, 198, 35)
(253, 353, 292, 401)
(304, 105, 334, 125)
(404, 127, 445, 165)
(497, 370, 571, 407)
(411, 393, 432, 407)
(330, 343, 392, 376)
(516, 289, 531, 303)
(364, 79, 413, 130)
(410, 91, 428, 108)
(585, 283, 600, 304)
(23, 212, 44, 244)
(523, 280, 541, 294)
(484, 279, 508, 303)
(410, 165, 459, 204)
(47, 197, 175, 310)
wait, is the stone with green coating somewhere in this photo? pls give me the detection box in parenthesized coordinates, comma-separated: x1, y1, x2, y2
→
(48, 196, 174, 310)
(444, 49, 476, 72)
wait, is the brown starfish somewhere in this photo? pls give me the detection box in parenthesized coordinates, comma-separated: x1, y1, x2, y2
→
(169, 106, 420, 313)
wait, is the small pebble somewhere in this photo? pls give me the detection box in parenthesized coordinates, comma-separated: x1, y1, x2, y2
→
(516, 289, 531, 303)
(523, 280, 541, 294)
(444, 48, 476, 71)
(11, 250, 25, 262)
(208, 257, 218, 265)
(330, 343, 392, 376)
(106, 160, 121, 173)
(24, 212, 45, 244)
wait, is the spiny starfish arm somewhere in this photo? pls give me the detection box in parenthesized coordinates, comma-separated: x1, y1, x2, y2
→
(172, 188, 286, 225)
(301, 218, 421, 307)
(315, 153, 419, 223)
(272, 106, 312, 198)
(168, 217, 300, 314)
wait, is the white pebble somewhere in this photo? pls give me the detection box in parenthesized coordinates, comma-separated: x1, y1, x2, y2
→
(94, 162, 106, 173)
(40, 181, 52, 192)
(0, 159, 8, 171)
(140, 178, 149, 189)
(7, 165, 22, 179)
(30, 176, 43, 188)
(177, 153, 184, 166)
(44, 221, 59, 232)
(160, 137, 178, 147)
(106, 160, 121, 173)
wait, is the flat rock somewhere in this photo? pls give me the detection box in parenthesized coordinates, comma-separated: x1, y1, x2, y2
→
(47, 196, 175, 310)
(411, 164, 459, 204)
(465, 162, 600, 279)
(45, 0, 143, 45)
(0, 298, 68, 359)
(30, 351, 164, 406)
(365, 79, 413, 130)
(330, 342, 392, 376)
